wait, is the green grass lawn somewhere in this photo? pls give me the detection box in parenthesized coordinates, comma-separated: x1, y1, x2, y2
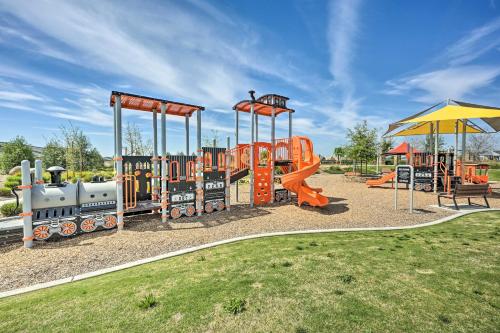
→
(489, 169, 500, 181)
(1, 212, 499, 332)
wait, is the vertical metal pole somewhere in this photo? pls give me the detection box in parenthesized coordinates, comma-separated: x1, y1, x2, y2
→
(115, 95, 124, 231)
(160, 102, 168, 223)
(235, 109, 239, 202)
(433, 121, 439, 193)
(152, 109, 159, 202)
(255, 114, 259, 142)
(409, 165, 414, 214)
(250, 102, 255, 208)
(185, 114, 190, 155)
(461, 119, 467, 181)
(454, 120, 459, 172)
(394, 166, 398, 210)
(271, 106, 276, 203)
(429, 122, 434, 152)
(21, 160, 33, 248)
(288, 111, 292, 201)
(196, 109, 203, 216)
(34, 159, 42, 184)
(225, 136, 231, 212)
(289, 111, 292, 138)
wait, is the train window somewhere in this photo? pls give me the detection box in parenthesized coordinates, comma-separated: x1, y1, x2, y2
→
(90, 194, 95, 198)
(60, 197, 65, 201)
(204, 152, 212, 171)
(53, 209, 57, 217)
(69, 208, 73, 215)
(218, 152, 225, 171)
(170, 160, 180, 182)
(186, 161, 195, 181)
(36, 211, 40, 219)
(62, 208, 65, 216)
(103, 193, 107, 197)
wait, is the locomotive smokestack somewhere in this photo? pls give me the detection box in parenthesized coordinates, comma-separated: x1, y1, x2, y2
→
(248, 90, 256, 102)
(47, 166, 66, 186)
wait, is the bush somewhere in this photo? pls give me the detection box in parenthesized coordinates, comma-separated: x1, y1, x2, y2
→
(0, 202, 22, 216)
(3, 181, 20, 189)
(224, 297, 246, 315)
(6, 175, 21, 183)
(323, 166, 344, 174)
(137, 293, 157, 309)
(0, 187, 12, 197)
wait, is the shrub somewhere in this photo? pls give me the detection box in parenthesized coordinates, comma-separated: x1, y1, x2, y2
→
(224, 297, 246, 315)
(281, 261, 293, 267)
(295, 245, 304, 251)
(0, 202, 22, 216)
(3, 181, 20, 189)
(334, 289, 344, 295)
(0, 187, 12, 197)
(197, 256, 206, 261)
(137, 293, 157, 309)
(438, 314, 451, 324)
(6, 175, 21, 183)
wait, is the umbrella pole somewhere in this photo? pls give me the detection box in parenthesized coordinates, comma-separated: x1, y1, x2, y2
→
(454, 120, 458, 173)
(461, 119, 467, 183)
(433, 121, 439, 193)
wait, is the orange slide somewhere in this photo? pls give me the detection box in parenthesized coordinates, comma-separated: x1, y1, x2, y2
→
(281, 137, 329, 207)
(365, 171, 395, 187)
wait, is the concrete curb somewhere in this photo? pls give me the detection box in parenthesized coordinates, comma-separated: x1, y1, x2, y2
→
(1, 208, 498, 299)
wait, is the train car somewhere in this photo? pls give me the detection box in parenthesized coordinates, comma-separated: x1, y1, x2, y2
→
(168, 154, 197, 218)
(202, 147, 226, 213)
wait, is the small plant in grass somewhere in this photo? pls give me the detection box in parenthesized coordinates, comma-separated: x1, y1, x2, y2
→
(378, 247, 385, 251)
(473, 289, 484, 295)
(296, 245, 304, 250)
(334, 289, 344, 295)
(137, 293, 157, 310)
(462, 242, 470, 246)
(0, 202, 22, 216)
(438, 314, 451, 324)
(270, 262, 277, 268)
(326, 252, 335, 258)
(338, 274, 356, 284)
(224, 297, 246, 315)
(295, 326, 308, 333)
(309, 241, 318, 247)
(395, 245, 403, 248)
(281, 260, 293, 267)
(197, 255, 206, 261)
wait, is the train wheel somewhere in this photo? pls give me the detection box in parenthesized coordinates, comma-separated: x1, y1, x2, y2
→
(80, 218, 97, 232)
(170, 207, 181, 219)
(205, 202, 214, 213)
(33, 225, 51, 241)
(423, 184, 432, 192)
(59, 221, 77, 237)
(216, 201, 225, 211)
(185, 205, 195, 217)
(103, 215, 117, 229)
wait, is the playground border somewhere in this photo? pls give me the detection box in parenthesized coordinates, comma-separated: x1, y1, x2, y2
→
(1, 208, 498, 299)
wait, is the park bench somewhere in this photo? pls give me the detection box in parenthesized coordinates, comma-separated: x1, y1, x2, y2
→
(437, 184, 490, 210)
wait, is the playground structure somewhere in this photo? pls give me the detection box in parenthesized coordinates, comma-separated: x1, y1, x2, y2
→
(18, 91, 327, 248)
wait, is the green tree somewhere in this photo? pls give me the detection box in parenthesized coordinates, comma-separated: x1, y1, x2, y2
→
(345, 121, 378, 164)
(0, 136, 34, 173)
(60, 123, 103, 172)
(124, 122, 152, 155)
(41, 138, 66, 168)
(203, 130, 220, 147)
(380, 137, 393, 154)
(424, 134, 444, 152)
(333, 147, 345, 162)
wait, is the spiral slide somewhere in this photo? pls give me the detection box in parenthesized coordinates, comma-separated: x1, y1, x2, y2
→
(281, 137, 328, 207)
(365, 171, 395, 187)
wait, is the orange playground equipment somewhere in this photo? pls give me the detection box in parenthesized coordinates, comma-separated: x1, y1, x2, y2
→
(366, 171, 396, 187)
(231, 91, 328, 207)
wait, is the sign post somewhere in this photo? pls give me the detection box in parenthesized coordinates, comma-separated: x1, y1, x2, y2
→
(394, 165, 414, 213)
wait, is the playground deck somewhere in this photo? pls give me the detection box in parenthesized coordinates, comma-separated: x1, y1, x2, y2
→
(1, 173, 499, 292)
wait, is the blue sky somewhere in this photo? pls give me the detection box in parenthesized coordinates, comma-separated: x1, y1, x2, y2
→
(0, 0, 499, 156)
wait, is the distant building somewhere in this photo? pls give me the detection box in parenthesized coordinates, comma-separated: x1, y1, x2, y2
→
(479, 150, 500, 161)
(0, 141, 44, 158)
(103, 157, 114, 168)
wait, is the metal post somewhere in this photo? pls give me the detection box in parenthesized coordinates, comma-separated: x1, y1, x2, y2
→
(461, 119, 467, 181)
(271, 106, 276, 203)
(21, 160, 33, 248)
(152, 109, 159, 202)
(409, 165, 414, 214)
(196, 109, 203, 216)
(34, 159, 43, 184)
(255, 114, 259, 142)
(433, 121, 439, 193)
(225, 136, 231, 212)
(185, 114, 190, 155)
(115, 95, 124, 230)
(288, 110, 292, 200)
(454, 120, 459, 171)
(235, 109, 239, 202)
(250, 102, 255, 208)
(160, 102, 168, 223)
(394, 167, 398, 210)
(288, 111, 292, 138)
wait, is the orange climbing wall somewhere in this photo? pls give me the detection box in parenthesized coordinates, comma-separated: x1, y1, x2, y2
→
(253, 142, 272, 205)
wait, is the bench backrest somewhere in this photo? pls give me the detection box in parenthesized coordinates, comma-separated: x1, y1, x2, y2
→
(454, 184, 489, 196)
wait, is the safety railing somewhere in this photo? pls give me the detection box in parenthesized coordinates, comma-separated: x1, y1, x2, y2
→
(227, 144, 250, 176)
(124, 174, 137, 210)
(275, 138, 293, 162)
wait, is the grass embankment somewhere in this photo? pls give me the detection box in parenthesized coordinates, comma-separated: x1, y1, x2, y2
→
(0, 212, 499, 332)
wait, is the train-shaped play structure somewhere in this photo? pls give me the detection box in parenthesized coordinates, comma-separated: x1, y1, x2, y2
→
(18, 91, 328, 248)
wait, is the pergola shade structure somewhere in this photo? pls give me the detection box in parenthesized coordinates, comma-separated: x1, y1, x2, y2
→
(391, 119, 484, 136)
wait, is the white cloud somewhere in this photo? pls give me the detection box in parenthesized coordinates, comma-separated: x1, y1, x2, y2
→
(0, 90, 44, 102)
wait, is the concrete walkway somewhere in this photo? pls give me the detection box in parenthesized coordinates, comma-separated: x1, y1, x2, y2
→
(0, 208, 497, 299)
